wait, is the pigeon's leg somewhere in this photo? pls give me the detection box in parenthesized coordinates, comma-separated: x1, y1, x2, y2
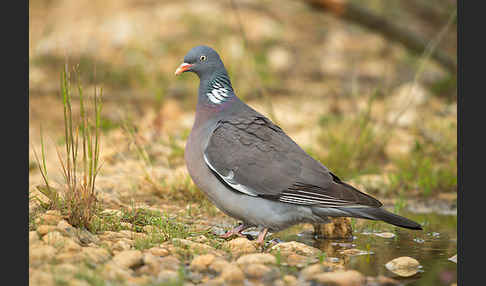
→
(220, 223, 250, 239)
(255, 228, 269, 245)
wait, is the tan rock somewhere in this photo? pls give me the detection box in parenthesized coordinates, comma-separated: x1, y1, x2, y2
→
(29, 270, 54, 286)
(243, 263, 271, 279)
(157, 256, 182, 271)
(38, 211, 63, 225)
(300, 264, 324, 280)
(42, 231, 66, 247)
(340, 249, 369, 256)
(385, 256, 421, 277)
(172, 238, 217, 254)
(283, 275, 298, 286)
(209, 257, 229, 274)
(190, 254, 216, 272)
(286, 253, 316, 267)
(102, 261, 134, 281)
(29, 231, 40, 244)
(111, 239, 133, 252)
(224, 237, 257, 257)
(157, 270, 179, 283)
(30, 245, 57, 266)
(448, 254, 457, 263)
(374, 232, 396, 239)
(270, 241, 321, 257)
(314, 217, 353, 239)
(311, 270, 365, 286)
(113, 250, 143, 269)
(147, 247, 169, 257)
(81, 247, 111, 264)
(62, 237, 82, 252)
(236, 253, 276, 265)
(37, 225, 57, 236)
(221, 264, 244, 284)
(55, 252, 83, 264)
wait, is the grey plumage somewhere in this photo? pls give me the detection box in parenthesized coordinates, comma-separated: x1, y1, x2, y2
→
(176, 45, 422, 238)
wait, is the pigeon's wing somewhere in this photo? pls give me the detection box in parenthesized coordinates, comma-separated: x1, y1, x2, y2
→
(204, 116, 382, 208)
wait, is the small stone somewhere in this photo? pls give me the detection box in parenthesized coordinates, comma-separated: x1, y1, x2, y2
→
(300, 264, 324, 281)
(190, 254, 216, 272)
(172, 238, 218, 254)
(157, 270, 179, 283)
(62, 237, 82, 252)
(55, 251, 82, 264)
(148, 247, 169, 257)
(340, 249, 372, 256)
(29, 231, 39, 244)
(286, 253, 315, 267)
(221, 264, 244, 284)
(270, 241, 321, 257)
(76, 229, 99, 245)
(224, 237, 257, 256)
(37, 225, 57, 236)
(374, 232, 396, 239)
(372, 275, 400, 285)
(112, 239, 133, 252)
(209, 257, 229, 274)
(113, 250, 143, 269)
(81, 247, 111, 264)
(385, 256, 421, 277)
(311, 270, 365, 286)
(243, 263, 271, 279)
(448, 254, 457, 263)
(314, 217, 353, 239)
(30, 245, 57, 266)
(282, 275, 298, 286)
(236, 253, 276, 265)
(42, 231, 66, 247)
(39, 212, 63, 225)
(102, 261, 134, 281)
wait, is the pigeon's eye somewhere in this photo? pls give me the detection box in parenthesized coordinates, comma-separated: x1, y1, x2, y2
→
(200, 55, 207, 62)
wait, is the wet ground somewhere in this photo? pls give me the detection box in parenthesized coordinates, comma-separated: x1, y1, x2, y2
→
(266, 209, 457, 285)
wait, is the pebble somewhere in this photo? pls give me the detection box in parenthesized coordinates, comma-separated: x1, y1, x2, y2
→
(221, 264, 244, 284)
(37, 225, 57, 236)
(374, 232, 396, 239)
(311, 270, 365, 286)
(270, 241, 321, 257)
(81, 247, 111, 264)
(112, 250, 143, 269)
(243, 263, 271, 279)
(147, 247, 169, 257)
(448, 254, 457, 263)
(236, 253, 276, 266)
(385, 256, 421, 277)
(190, 254, 216, 272)
(224, 237, 257, 256)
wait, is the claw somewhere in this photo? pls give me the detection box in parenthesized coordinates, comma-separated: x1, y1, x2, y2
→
(255, 228, 269, 246)
(219, 223, 250, 239)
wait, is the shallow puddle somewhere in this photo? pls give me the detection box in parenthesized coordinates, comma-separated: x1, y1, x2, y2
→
(274, 210, 457, 285)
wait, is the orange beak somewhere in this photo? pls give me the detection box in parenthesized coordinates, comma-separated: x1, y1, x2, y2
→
(174, 63, 193, 75)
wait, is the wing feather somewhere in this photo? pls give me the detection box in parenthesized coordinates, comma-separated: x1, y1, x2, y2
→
(204, 116, 382, 208)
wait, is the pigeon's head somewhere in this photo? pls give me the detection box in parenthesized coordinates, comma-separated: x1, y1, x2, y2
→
(175, 45, 225, 79)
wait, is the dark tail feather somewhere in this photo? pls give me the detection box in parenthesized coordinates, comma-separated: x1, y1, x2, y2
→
(345, 207, 423, 230)
(312, 207, 422, 230)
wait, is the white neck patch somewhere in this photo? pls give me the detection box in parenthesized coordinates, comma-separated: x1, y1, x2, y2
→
(207, 81, 231, 104)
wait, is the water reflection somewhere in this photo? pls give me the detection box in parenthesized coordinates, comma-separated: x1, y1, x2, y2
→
(275, 210, 457, 286)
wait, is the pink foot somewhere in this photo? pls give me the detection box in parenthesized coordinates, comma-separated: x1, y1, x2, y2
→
(255, 228, 269, 245)
(219, 224, 250, 239)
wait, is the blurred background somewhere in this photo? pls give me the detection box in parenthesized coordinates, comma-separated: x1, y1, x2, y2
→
(29, 0, 457, 285)
(29, 0, 457, 201)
